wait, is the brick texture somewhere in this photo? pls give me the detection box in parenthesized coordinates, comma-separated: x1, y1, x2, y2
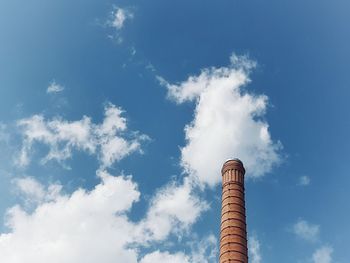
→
(219, 159, 248, 263)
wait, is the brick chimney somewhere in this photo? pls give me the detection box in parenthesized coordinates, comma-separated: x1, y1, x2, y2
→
(220, 159, 248, 263)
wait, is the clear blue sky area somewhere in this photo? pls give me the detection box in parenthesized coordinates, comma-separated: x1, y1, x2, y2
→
(0, 0, 349, 262)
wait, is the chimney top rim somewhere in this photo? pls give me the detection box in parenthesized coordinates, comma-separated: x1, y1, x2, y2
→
(221, 158, 245, 174)
(223, 158, 243, 165)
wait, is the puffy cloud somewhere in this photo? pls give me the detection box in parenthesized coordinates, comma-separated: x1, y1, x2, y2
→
(293, 219, 320, 242)
(299, 175, 311, 186)
(312, 246, 333, 263)
(3, 101, 214, 262)
(160, 53, 281, 186)
(110, 7, 133, 30)
(3, 53, 284, 261)
(47, 81, 64, 94)
(0, 170, 211, 263)
(139, 178, 208, 242)
(0, 171, 141, 263)
(249, 235, 262, 263)
(16, 103, 147, 169)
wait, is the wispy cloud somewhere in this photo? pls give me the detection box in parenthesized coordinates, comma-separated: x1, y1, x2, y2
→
(299, 175, 311, 186)
(15, 103, 148, 169)
(0, 123, 9, 143)
(292, 219, 320, 242)
(140, 251, 189, 263)
(47, 81, 64, 94)
(110, 8, 133, 30)
(292, 220, 335, 262)
(107, 7, 134, 43)
(249, 235, 262, 263)
(13, 177, 61, 205)
(312, 246, 333, 263)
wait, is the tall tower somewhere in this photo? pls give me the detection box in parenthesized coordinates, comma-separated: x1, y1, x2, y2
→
(220, 159, 248, 263)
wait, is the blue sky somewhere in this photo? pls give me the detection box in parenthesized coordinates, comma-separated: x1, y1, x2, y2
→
(0, 0, 349, 262)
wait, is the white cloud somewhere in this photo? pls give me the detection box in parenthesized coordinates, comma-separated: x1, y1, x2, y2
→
(249, 235, 262, 263)
(47, 81, 64, 94)
(7, 102, 211, 263)
(110, 7, 133, 30)
(13, 177, 61, 205)
(140, 234, 217, 263)
(16, 103, 147, 169)
(139, 178, 208, 242)
(299, 175, 311, 186)
(14, 177, 46, 201)
(189, 234, 218, 263)
(293, 219, 320, 242)
(3, 54, 284, 261)
(159, 53, 281, 186)
(14, 146, 30, 167)
(140, 251, 189, 263)
(0, 171, 141, 263)
(312, 246, 333, 263)
(0, 169, 212, 263)
(292, 220, 334, 263)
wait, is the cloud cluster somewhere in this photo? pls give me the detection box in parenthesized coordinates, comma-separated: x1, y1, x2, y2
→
(292, 219, 334, 262)
(160, 54, 281, 186)
(16, 103, 147, 169)
(0, 169, 211, 263)
(1, 54, 284, 262)
(2, 103, 212, 263)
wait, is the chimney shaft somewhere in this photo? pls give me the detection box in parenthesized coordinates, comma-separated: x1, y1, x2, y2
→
(220, 159, 248, 263)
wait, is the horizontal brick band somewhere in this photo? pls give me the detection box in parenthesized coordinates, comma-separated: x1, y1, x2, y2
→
(222, 188, 245, 198)
(222, 205, 246, 215)
(221, 210, 246, 219)
(222, 195, 246, 205)
(220, 240, 248, 251)
(220, 233, 247, 243)
(220, 225, 247, 236)
(221, 218, 247, 229)
(222, 182, 245, 189)
(221, 202, 246, 212)
(219, 249, 248, 259)
(221, 260, 246, 263)
(221, 235, 247, 247)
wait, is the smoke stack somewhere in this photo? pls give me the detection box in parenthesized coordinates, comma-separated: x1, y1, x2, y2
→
(220, 159, 248, 263)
